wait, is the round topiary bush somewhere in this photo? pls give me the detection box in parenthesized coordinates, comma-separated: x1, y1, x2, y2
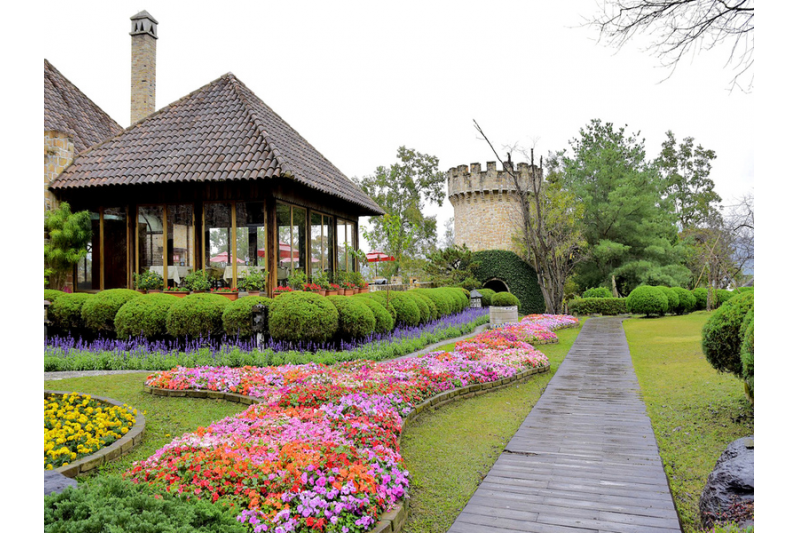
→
(701, 292, 754, 378)
(408, 291, 439, 320)
(428, 288, 457, 316)
(657, 286, 679, 314)
(692, 287, 711, 311)
(268, 291, 339, 343)
(415, 289, 453, 317)
(81, 289, 143, 333)
(326, 295, 376, 340)
(626, 285, 669, 317)
(114, 293, 179, 339)
(357, 292, 397, 323)
(715, 289, 736, 306)
(491, 292, 521, 308)
(44, 289, 68, 304)
(352, 296, 394, 334)
(405, 292, 431, 323)
(166, 293, 231, 338)
(582, 287, 613, 299)
(385, 292, 421, 327)
(442, 287, 468, 312)
(222, 296, 273, 337)
(49, 293, 94, 329)
(740, 309, 754, 399)
(670, 287, 696, 315)
(476, 288, 496, 307)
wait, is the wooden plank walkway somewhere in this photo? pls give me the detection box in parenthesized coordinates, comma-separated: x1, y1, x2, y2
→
(447, 317, 682, 533)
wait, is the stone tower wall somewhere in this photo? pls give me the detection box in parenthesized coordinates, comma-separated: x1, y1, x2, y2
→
(43, 131, 74, 212)
(447, 161, 540, 252)
(130, 13, 158, 124)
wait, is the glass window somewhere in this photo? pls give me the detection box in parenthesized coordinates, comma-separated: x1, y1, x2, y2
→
(235, 201, 266, 286)
(205, 203, 232, 288)
(311, 212, 334, 280)
(337, 219, 356, 272)
(103, 207, 128, 289)
(138, 205, 164, 283)
(77, 211, 100, 291)
(166, 205, 194, 287)
(276, 203, 306, 285)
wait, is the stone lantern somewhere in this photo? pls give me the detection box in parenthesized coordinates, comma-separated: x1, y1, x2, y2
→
(469, 289, 483, 308)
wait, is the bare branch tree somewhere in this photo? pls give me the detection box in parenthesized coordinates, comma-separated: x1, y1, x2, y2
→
(587, 0, 754, 92)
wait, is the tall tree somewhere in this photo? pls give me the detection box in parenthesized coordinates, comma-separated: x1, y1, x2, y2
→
(474, 121, 586, 314)
(655, 130, 721, 229)
(355, 146, 445, 276)
(44, 202, 92, 290)
(588, 0, 754, 91)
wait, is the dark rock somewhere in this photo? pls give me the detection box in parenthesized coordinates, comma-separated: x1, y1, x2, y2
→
(699, 436, 755, 529)
(44, 470, 78, 496)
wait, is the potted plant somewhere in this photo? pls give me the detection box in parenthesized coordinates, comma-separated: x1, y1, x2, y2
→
(184, 269, 212, 293)
(312, 272, 332, 296)
(134, 270, 164, 293)
(302, 282, 325, 296)
(350, 271, 368, 293)
(287, 269, 307, 291)
(210, 286, 238, 301)
(241, 270, 268, 296)
(274, 286, 293, 297)
(327, 283, 341, 297)
(163, 285, 190, 298)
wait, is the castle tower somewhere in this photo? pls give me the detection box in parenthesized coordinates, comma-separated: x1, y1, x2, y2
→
(130, 10, 158, 125)
(447, 161, 542, 252)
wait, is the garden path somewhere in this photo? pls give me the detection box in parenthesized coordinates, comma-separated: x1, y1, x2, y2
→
(447, 316, 682, 533)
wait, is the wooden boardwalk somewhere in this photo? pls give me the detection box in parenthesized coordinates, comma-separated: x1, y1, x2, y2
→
(447, 317, 682, 533)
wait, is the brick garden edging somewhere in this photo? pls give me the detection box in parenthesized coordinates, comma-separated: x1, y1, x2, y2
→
(141, 362, 550, 533)
(45, 390, 147, 478)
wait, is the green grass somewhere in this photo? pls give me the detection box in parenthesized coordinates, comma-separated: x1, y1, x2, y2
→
(44, 373, 247, 479)
(399, 321, 584, 533)
(624, 312, 754, 533)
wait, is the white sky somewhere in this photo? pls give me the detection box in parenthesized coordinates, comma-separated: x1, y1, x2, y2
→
(37, 1, 754, 242)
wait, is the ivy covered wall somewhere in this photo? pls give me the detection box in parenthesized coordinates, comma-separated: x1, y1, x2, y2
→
(473, 250, 545, 315)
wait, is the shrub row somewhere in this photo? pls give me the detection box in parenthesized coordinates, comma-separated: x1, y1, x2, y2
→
(46, 286, 476, 344)
(568, 297, 628, 316)
(701, 291, 755, 380)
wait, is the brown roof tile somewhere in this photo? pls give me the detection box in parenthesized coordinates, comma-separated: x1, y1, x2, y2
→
(51, 73, 383, 215)
(44, 59, 123, 153)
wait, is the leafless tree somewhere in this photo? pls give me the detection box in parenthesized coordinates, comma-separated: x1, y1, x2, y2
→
(587, 0, 754, 91)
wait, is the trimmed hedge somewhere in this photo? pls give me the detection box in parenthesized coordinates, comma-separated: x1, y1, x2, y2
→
(405, 292, 432, 323)
(409, 291, 439, 320)
(413, 289, 453, 317)
(473, 249, 546, 315)
(44, 289, 68, 304)
(385, 292, 421, 327)
(81, 289, 143, 333)
(269, 292, 339, 343)
(670, 287, 696, 315)
(657, 286, 679, 314)
(692, 288, 711, 310)
(114, 293, 179, 339)
(701, 292, 754, 378)
(582, 287, 613, 299)
(476, 288, 496, 307)
(166, 293, 231, 338)
(352, 296, 394, 334)
(356, 292, 398, 323)
(326, 296, 377, 340)
(626, 285, 669, 316)
(222, 296, 274, 337)
(491, 292, 521, 308)
(568, 297, 627, 316)
(740, 309, 754, 398)
(715, 289, 736, 306)
(44, 475, 247, 533)
(49, 293, 94, 329)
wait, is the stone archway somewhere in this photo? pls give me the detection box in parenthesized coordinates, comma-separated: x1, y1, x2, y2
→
(483, 278, 509, 293)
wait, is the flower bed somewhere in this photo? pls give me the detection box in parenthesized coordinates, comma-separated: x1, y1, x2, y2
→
(44, 392, 139, 470)
(127, 314, 577, 532)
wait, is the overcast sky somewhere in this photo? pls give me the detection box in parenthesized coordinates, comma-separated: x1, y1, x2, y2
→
(39, 1, 754, 242)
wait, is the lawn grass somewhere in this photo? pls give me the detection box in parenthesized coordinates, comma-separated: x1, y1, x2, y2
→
(399, 320, 584, 533)
(623, 312, 754, 533)
(44, 372, 247, 479)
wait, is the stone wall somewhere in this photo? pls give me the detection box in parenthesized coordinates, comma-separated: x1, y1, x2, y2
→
(43, 131, 74, 212)
(130, 32, 157, 124)
(447, 161, 541, 252)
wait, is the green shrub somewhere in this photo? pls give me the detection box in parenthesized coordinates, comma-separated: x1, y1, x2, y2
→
(133, 269, 163, 291)
(326, 295, 376, 339)
(222, 296, 273, 337)
(582, 287, 613, 298)
(352, 296, 394, 334)
(476, 288, 496, 307)
(357, 292, 398, 323)
(491, 292, 521, 308)
(414, 289, 453, 317)
(740, 309, 754, 398)
(44, 475, 247, 533)
(408, 291, 439, 320)
(166, 293, 231, 338)
(442, 287, 469, 312)
(568, 297, 627, 316)
(44, 289, 68, 304)
(49, 293, 94, 329)
(715, 289, 736, 306)
(701, 292, 754, 378)
(114, 293, 179, 339)
(670, 287, 696, 314)
(656, 286, 679, 314)
(692, 287, 711, 310)
(405, 291, 432, 322)
(386, 292, 421, 327)
(473, 249, 546, 314)
(269, 291, 339, 343)
(626, 285, 669, 316)
(81, 289, 142, 333)
(184, 270, 212, 292)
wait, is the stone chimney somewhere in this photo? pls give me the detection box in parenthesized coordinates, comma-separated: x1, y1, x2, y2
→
(130, 10, 158, 124)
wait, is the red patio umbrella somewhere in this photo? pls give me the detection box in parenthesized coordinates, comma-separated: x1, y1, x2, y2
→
(366, 251, 395, 262)
(209, 252, 244, 264)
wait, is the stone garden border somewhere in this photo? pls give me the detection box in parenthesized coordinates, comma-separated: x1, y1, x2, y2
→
(141, 362, 550, 533)
(45, 390, 147, 478)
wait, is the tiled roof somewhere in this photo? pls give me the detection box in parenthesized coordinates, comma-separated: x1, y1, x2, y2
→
(44, 59, 123, 153)
(51, 72, 384, 216)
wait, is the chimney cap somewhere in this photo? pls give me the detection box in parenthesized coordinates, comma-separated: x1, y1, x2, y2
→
(130, 10, 158, 24)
